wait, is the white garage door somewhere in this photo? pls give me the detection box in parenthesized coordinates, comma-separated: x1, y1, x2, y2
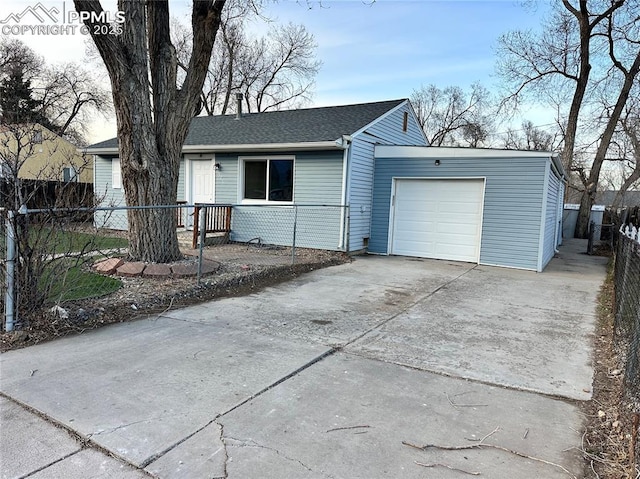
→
(390, 179, 484, 263)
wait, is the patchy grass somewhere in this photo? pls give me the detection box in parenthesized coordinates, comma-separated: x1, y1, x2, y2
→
(40, 227, 128, 254)
(0, 226, 128, 255)
(582, 257, 639, 478)
(46, 264, 122, 303)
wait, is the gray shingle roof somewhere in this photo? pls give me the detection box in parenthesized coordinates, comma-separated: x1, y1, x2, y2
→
(88, 99, 406, 150)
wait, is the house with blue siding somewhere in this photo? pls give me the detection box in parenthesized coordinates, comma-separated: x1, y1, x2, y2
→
(370, 146, 566, 272)
(86, 99, 427, 252)
(87, 99, 566, 271)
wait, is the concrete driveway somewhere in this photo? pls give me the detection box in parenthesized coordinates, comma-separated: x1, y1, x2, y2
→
(0, 239, 607, 479)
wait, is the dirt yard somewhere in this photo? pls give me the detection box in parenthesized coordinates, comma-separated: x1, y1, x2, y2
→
(582, 262, 639, 478)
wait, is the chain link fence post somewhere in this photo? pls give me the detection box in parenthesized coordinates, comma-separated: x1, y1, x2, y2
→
(197, 205, 206, 285)
(291, 205, 298, 265)
(4, 210, 16, 332)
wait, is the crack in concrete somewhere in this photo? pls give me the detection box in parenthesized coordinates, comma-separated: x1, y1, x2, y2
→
(88, 416, 168, 438)
(1, 393, 153, 477)
(214, 419, 229, 479)
(140, 348, 339, 470)
(224, 435, 335, 479)
(19, 449, 82, 479)
(141, 268, 479, 475)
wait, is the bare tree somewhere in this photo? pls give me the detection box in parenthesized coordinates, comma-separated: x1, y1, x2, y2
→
(496, 0, 640, 238)
(239, 22, 321, 113)
(502, 120, 558, 151)
(0, 37, 110, 146)
(0, 37, 42, 82)
(410, 83, 493, 147)
(609, 102, 640, 207)
(38, 63, 111, 146)
(74, 0, 227, 263)
(174, 7, 320, 115)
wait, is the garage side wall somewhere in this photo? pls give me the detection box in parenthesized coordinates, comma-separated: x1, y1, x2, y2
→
(348, 103, 427, 251)
(370, 157, 547, 270)
(540, 162, 562, 270)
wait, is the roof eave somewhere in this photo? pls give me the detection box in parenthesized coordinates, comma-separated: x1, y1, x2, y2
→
(83, 147, 119, 155)
(350, 99, 407, 138)
(375, 145, 560, 159)
(183, 140, 343, 153)
(85, 140, 344, 156)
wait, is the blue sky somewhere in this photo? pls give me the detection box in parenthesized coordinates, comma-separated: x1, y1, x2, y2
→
(1, 0, 551, 142)
(259, 0, 549, 107)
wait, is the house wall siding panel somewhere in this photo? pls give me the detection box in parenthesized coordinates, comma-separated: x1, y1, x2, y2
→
(348, 103, 427, 251)
(95, 156, 187, 230)
(215, 150, 344, 250)
(370, 156, 547, 270)
(212, 150, 343, 204)
(177, 159, 185, 201)
(94, 155, 127, 230)
(211, 153, 238, 203)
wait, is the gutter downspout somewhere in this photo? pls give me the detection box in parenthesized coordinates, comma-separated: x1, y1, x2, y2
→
(338, 135, 352, 251)
(549, 155, 566, 252)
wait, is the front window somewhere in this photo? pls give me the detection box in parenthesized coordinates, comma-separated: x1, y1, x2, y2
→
(243, 158, 293, 202)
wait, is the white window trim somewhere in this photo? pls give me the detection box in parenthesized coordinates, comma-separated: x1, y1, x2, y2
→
(238, 155, 295, 204)
(112, 158, 122, 189)
(32, 129, 42, 144)
(62, 165, 79, 183)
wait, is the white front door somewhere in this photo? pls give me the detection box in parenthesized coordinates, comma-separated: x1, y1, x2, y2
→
(192, 159, 214, 203)
(188, 159, 214, 227)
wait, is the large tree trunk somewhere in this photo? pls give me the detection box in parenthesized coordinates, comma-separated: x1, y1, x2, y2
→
(560, 1, 591, 175)
(575, 49, 640, 238)
(74, 0, 225, 262)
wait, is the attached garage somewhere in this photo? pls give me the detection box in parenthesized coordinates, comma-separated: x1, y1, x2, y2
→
(390, 179, 485, 263)
(369, 146, 566, 272)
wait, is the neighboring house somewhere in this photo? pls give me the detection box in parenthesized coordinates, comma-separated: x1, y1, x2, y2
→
(86, 99, 566, 272)
(565, 189, 640, 208)
(85, 99, 427, 252)
(369, 146, 565, 272)
(563, 190, 640, 239)
(0, 124, 91, 183)
(597, 190, 640, 208)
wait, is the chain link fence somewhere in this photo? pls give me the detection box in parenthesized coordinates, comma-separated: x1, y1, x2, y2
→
(613, 226, 640, 402)
(587, 221, 615, 255)
(1, 209, 6, 330)
(1, 203, 348, 332)
(194, 204, 347, 263)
